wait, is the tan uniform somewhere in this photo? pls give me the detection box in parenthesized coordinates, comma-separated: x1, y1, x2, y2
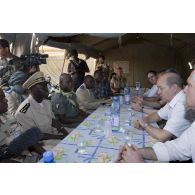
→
(76, 83, 107, 113)
(0, 113, 21, 145)
(15, 95, 56, 134)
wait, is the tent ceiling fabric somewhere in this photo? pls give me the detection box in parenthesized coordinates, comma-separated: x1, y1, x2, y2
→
(35, 33, 195, 57)
(1, 33, 195, 57)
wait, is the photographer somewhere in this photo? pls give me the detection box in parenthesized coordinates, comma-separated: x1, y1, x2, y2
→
(4, 56, 40, 116)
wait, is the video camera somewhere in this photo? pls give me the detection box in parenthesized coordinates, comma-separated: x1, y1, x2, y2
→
(20, 53, 49, 66)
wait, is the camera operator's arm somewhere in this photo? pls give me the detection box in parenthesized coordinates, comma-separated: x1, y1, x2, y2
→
(67, 61, 76, 75)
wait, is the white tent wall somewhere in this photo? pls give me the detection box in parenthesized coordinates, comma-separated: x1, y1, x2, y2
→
(39, 46, 96, 85)
(104, 42, 185, 88)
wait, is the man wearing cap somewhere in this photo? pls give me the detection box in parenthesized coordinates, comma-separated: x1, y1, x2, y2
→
(67, 49, 89, 92)
(15, 72, 69, 148)
(51, 73, 88, 129)
(0, 39, 20, 86)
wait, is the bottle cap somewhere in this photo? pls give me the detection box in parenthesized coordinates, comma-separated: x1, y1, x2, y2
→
(113, 96, 119, 101)
(43, 151, 54, 163)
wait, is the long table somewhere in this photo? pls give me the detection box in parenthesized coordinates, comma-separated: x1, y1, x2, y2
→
(40, 105, 158, 163)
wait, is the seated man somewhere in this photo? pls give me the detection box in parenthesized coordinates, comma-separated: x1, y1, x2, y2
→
(110, 67, 127, 93)
(0, 88, 45, 162)
(117, 70, 195, 163)
(51, 73, 88, 129)
(143, 70, 158, 98)
(93, 69, 111, 99)
(76, 75, 111, 114)
(45, 73, 58, 95)
(15, 71, 69, 148)
(134, 70, 159, 101)
(133, 72, 191, 142)
(132, 68, 179, 109)
(110, 73, 120, 94)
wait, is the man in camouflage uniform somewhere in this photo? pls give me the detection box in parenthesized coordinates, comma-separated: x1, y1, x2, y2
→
(51, 73, 88, 129)
(95, 55, 113, 79)
(0, 39, 21, 87)
(93, 69, 111, 99)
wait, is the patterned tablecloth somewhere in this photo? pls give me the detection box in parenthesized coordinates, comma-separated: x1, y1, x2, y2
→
(40, 105, 158, 163)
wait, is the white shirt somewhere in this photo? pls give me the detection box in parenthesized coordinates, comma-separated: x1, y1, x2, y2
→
(15, 95, 55, 134)
(76, 83, 103, 113)
(153, 121, 195, 162)
(157, 90, 191, 137)
(143, 85, 158, 97)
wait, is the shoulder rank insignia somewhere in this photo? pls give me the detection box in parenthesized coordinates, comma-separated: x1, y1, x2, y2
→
(19, 103, 30, 113)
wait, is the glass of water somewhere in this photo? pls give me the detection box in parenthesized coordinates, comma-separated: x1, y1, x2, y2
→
(77, 142, 87, 154)
(123, 129, 131, 145)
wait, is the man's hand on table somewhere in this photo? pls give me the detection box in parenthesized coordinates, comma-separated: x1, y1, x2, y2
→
(116, 143, 144, 163)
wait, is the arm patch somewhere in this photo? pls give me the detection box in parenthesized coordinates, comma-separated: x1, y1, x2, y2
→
(19, 103, 30, 113)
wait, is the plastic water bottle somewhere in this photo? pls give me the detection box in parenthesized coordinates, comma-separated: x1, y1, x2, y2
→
(104, 116, 112, 138)
(43, 151, 55, 163)
(135, 80, 141, 96)
(124, 84, 131, 105)
(111, 96, 120, 131)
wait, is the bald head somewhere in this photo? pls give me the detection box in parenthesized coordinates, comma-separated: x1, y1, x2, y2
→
(60, 73, 73, 92)
(184, 70, 195, 108)
(84, 75, 95, 89)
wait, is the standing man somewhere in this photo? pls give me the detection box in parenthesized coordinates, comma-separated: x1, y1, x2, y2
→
(0, 39, 20, 86)
(117, 70, 195, 163)
(67, 49, 89, 92)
